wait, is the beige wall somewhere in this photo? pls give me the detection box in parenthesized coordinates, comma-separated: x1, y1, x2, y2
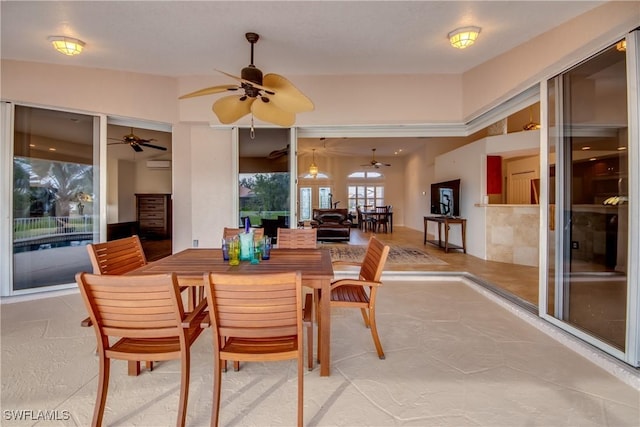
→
(178, 74, 464, 125)
(461, 2, 638, 119)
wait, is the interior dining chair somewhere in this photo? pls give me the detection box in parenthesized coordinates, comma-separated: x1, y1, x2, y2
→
(373, 205, 390, 233)
(276, 227, 317, 249)
(203, 271, 305, 427)
(321, 236, 390, 359)
(76, 272, 207, 427)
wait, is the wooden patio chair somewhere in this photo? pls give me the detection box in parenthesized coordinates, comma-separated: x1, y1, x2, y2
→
(275, 228, 317, 369)
(86, 235, 147, 275)
(223, 227, 264, 242)
(203, 271, 305, 426)
(276, 228, 317, 249)
(76, 272, 207, 427)
(84, 235, 152, 375)
(321, 236, 390, 359)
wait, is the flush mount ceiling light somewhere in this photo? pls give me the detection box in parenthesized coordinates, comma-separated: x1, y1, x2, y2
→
(309, 149, 319, 177)
(48, 36, 85, 56)
(616, 40, 626, 52)
(448, 26, 481, 49)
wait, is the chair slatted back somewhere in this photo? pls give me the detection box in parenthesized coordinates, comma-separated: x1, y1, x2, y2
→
(276, 228, 317, 249)
(223, 227, 264, 241)
(206, 272, 302, 340)
(359, 237, 390, 282)
(86, 235, 147, 275)
(76, 273, 185, 341)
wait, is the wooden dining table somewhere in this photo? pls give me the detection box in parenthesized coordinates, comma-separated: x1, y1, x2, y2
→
(127, 247, 335, 377)
(361, 210, 393, 232)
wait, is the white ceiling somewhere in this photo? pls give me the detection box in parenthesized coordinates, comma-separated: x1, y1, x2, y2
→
(1, 1, 606, 159)
(1, 1, 603, 77)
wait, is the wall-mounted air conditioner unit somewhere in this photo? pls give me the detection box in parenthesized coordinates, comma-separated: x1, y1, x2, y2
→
(146, 160, 171, 169)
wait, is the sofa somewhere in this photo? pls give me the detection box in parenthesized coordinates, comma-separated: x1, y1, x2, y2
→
(310, 209, 351, 241)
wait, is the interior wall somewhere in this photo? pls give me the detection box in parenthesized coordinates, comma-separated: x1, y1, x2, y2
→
(404, 138, 472, 232)
(434, 140, 487, 258)
(134, 161, 172, 194)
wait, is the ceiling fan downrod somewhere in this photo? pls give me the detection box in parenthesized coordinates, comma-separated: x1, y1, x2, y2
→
(242, 32, 263, 93)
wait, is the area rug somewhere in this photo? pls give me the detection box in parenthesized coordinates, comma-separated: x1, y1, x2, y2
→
(324, 244, 447, 265)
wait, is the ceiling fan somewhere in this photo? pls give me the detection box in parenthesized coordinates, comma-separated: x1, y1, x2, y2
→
(108, 128, 167, 152)
(178, 32, 314, 127)
(361, 148, 391, 168)
(267, 144, 289, 160)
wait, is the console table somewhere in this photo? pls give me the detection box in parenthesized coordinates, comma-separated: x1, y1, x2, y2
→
(423, 216, 467, 253)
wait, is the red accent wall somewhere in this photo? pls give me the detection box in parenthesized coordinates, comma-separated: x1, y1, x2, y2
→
(487, 156, 502, 194)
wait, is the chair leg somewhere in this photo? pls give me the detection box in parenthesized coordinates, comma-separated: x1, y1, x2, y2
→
(177, 349, 190, 427)
(297, 348, 304, 427)
(368, 307, 385, 359)
(212, 354, 222, 427)
(93, 355, 110, 427)
(360, 308, 370, 327)
(128, 361, 141, 376)
(303, 293, 313, 371)
(146, 361, 154, 371)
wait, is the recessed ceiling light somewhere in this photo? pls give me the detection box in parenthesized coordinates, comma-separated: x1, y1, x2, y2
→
(617, 146, 627, 151)
(589, 157, 597, 161)
(29, 144, 36, 147)
(581, 146, 591, 150)
(48, 148, 56, 151)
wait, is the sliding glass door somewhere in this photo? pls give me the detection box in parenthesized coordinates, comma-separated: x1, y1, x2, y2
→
(10, 105, 100, 293)
(546, 39, 631, 355)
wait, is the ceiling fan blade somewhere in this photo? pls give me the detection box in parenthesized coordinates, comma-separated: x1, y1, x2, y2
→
(251, 99, 296, 127)
(138, 142, 167, 151)
(131, 143, 143, 153)
(179, 84, 239, 99)
(263, 73, 314, 113)
(212, 95, 253, 124)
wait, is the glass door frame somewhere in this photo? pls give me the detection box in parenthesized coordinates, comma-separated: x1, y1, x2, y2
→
(540, 31, 640, 367)
(0, 101, 107, 298)
(231, 127, 298, 231)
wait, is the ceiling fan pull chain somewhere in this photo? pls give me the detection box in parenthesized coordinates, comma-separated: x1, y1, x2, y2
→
(250, 115, 256, 140)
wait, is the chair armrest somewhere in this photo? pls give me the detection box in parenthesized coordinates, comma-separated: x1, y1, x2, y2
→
(182, 298, 208, 328)
(330, 278, 382, 292)
(331, 260, 362, 267)
(80, 316, 92, 327)
(200, 312, 211, 328)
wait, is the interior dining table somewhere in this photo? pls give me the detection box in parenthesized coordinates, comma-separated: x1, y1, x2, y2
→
(361, 209, 393, 232)
(126, 247, 335, 377)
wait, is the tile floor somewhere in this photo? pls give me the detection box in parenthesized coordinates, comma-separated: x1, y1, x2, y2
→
(2, 279, 638, 426)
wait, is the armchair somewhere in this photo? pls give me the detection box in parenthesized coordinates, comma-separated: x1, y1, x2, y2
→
(310, 209, 351, 242)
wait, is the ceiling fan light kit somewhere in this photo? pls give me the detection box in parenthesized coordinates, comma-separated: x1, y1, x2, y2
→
(448, 26, 481, 49)
(179, 32, 314, 129)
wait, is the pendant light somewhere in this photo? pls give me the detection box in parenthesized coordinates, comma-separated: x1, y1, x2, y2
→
(309, 149, 319, 177)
